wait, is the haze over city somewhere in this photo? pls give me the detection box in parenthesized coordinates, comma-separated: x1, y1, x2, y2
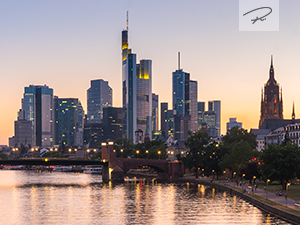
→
(1, 0, 300, 145)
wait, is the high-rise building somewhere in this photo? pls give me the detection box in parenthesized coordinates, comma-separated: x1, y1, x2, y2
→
(103, 107, 122, 141)
(189, 80, 198, 132)
(259, 56, 283, 127)
(87, 79, 112, 123)
(208, 100, 221, 136)
(54, 97, 84, 146)
(198, 102, 205, 130)
(161, 103, 168, 137)
(203, 110, 216, 137)
(21, 85, 53, 147)
(121, 15, 152, 143)
(152, 93, 159, 133)
(14, 119, 33, 147)
(83, 123, 104, 146)
(227, 118, 242, 131)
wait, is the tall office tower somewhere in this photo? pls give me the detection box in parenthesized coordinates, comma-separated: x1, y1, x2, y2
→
(152, 93, 159, 133)
(198, 102, 205, 130)
(54, 97, 84, 146)
(189, 80, 198, 132)
(203, 110, 216, 137)
(259, 56, 283, 127)
(87, 79, 112, 124)
(14, 119, 33, 147)
(161, 103, 168, 137)
(103, 107, 122, 141)
(121, 13, 152, 143)
(21, 85, 53, 147)
(173, 52, 191, 140)
(208, 100, 221, 136)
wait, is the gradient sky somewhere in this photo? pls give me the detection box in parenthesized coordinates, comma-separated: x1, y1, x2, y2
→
(1, 0, 300, 145)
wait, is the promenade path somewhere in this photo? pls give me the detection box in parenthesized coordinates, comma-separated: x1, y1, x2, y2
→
(196, 177, 300, 211)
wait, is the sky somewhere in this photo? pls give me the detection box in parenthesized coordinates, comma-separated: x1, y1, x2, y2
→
(1, 0, 300, 145)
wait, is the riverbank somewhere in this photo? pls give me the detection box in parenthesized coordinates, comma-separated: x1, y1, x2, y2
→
(178, 176, 300, 225)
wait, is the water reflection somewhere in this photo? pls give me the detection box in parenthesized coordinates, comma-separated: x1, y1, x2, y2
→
(0, 171, 291, 225)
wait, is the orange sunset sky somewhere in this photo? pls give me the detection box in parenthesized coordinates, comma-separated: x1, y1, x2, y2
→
(1, 1, 300, 145)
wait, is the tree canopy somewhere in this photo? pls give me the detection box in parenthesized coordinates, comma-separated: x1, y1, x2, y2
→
(259, 143, 300, 189)
(222, 126, 257, 149)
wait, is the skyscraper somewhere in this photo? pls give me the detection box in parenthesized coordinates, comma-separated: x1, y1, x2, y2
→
(103, 107, 122, 141)
(208, 100, 221, 136)
(122, 13, 152, 143)
(203, 110, 216, 137)
(189, 80, 198, 132)
(152, 93, 159, 133)
(198, 102, 205, 130)
(87, 79, 112, 123)
(21, 85, 53, 147)
(54, 97, 84, 146)
(259, 56, 283, 127)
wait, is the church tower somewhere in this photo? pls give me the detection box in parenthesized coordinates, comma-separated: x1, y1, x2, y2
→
(259, 56, 283, 127)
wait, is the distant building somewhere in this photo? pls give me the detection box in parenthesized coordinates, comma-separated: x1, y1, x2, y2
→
(250, 129, 270, 151)
(203, 110, 216, 137)
(21, 85, 53, 147)
(87, 79, 112, 124)
(259, 56, 283, 127)
(54, 97, 84, 146)
(208, 100, 221, 136)
(265, 127, 284, 146)
(161, 103, 169, 137)
(14, 119, 33, 147)
(152, 93, 159, 134)
(227, 118, 242, 132)
(174, 114, 190, 141)
(198, 102, 205, 130)
(103, 107, 122, 141)
(83, 123, 104, 146)
(189, 80, 198, 132)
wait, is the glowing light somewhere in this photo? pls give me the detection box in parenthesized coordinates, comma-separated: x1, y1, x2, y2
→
(136, 150, 139, 154)
(101, 142, 107, 146)
(94, 149, 97, 152)
(108, 141, 114, 146)
(120, 149, 124, 152)
(68, 148, 71, 152)
(145, 150, 148, 154)
(45, 158, 48, 162)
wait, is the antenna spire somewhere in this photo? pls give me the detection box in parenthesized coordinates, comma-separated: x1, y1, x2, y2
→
(126, 11, 129, 31)
(178, 52, 180, 70)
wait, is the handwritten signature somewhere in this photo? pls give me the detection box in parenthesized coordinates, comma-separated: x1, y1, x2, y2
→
(243, 7, 272, 24)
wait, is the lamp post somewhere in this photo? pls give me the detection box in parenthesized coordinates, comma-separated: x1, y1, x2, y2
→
(145, 150, 148, 159)
(253, 176, 256, 193)
(136, 150, 139, 159)
(158, 151, 161, 160)
(266, 179, 270, 199)
(286, 183, 290, 207)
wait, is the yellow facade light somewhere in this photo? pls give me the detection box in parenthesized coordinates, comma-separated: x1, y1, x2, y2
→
(101, 142, 107, 146)
(108, 141, 114, 146)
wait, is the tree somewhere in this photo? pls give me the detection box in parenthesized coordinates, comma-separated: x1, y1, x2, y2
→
(113, 138, 135, 158)
(259, 143, 300, 189)
(219, 141, 255, 177)
(183, 130, 211, 178)
(222, 126, 257, 149)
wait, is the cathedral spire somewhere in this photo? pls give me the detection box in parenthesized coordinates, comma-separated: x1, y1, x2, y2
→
(269, 55, 275, 81)
(292, 101, 295, 120)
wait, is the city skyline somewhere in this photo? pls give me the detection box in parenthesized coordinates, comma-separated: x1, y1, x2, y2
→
(1, 1, 300, 145)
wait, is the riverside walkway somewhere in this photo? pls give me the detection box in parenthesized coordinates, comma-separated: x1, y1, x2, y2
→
(195, 176, 300, 211)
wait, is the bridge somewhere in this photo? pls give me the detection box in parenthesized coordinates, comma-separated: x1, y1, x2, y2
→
(0, 158, 108, 166)
(101, 143, 184, 182)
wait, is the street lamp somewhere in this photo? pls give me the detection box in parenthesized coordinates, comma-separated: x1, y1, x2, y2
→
(136, 150, 139, 159)
(266, 179, 270, 199)
(286, 183, 290, 207)
(145, 150, 148, 159)
(158, 151, 161, 160)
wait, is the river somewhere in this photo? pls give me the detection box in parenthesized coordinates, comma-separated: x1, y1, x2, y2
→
(0, 171, 290, 225)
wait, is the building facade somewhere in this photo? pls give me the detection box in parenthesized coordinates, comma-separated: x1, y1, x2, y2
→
(208, 100, 221, 136)
(87, 79, 112, 124)
(259, 56, 283, 127)
(103, 107, 122, 141)
(198, 102, 205, 130)
(83, 123, 104, 146)
(189, 80, 198, 132)
(203, 110, 216, 137)
(152, 93, 159, 134)
(21, 85, 53, 147)
(54, 97, 84, 146)
(226, 118, 242, 132)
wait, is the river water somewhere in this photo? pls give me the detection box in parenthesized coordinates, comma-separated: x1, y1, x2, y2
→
(0, 171, 290, 225)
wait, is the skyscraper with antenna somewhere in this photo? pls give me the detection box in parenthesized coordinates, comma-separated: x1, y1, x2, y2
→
(122, 12, 152, 143)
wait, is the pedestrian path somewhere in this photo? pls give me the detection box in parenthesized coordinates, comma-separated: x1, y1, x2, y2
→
(217, 179, 300, 211)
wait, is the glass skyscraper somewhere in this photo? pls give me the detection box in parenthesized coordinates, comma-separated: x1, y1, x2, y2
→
(198, 102, 205, 130)
(21, 85, 53, 147)
(152, 93, 159, 133)
(121, 18, 152, 143)
(189, 80, 198, 132)
(54, 97, 84, 146)
(208, 100, 221, 136)
(87, 79, 112, 124)
(172, 69, 190, 115)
